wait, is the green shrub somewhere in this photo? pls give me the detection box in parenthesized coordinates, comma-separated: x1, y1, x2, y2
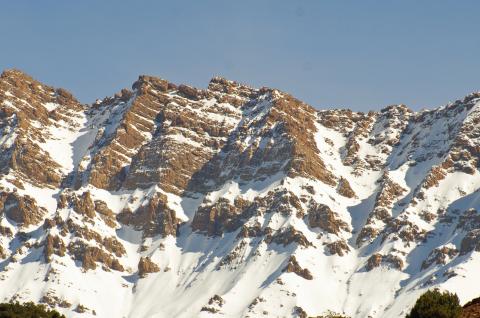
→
(0, 302, 65, 318)
(406, 289, 462, 318)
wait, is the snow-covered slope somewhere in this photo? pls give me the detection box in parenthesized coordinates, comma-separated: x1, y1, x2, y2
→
(0, 69, 479, 317)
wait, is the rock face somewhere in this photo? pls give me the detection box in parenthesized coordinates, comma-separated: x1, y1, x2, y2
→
(137, 256, 160, 277)
(72, 192, 95, 218)
(283, 256, 313, 280)
(117, 193, 180, 237)
(0, 69, 480, 318)
(44, 234, 66, 262)
(460, 230, 480, 255)
(463, 297, 480, 318)
(0, 192, 45, 226)
(307, 203, 349, 234)
(421, 245, 458, 269)
(366, 253, 404, 271)
(192, 197, 251, 236)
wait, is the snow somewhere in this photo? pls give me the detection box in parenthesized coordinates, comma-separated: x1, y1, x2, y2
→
(1, 81, 480, 318)
(43, 102, 60, 112)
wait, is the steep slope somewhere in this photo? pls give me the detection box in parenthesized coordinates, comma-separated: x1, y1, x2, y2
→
(0, 69, 479, 318)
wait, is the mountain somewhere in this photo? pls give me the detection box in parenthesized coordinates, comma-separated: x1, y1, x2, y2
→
(0, 69, 479, 318)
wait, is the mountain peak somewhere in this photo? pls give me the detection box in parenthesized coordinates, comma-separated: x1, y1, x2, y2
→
(380, 103, 412, 113)
(131, 74, 172, 93)
(0, 68, 32, 80)
(0, 71, 479, 318)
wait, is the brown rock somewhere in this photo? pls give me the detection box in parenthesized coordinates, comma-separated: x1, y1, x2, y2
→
(94, 200, 116, 227)
(457, 208, 480, 232)
(73, 191, 96, 218)
(208, 294, 225, 307)
(326, 240, 351, 256)
(40, 291, 71, 309)
(102, 236, 126, 257)
(138, 256, 160, 277)
(307, 203, 349, 234)
(192, 197, 251, 236)
(74, 304, 89, 314)
(337, 177, 356, 198)
(132, 75, 169, 92)
(0, 192, 45, 226)
(366, 253, 382, 270)
(357, 175, 406, 245)
(43, 218, 56, 229)
(366, 253, 404, 271)
(463, 297, 480, 318)
(57, 194, 68, 209)
(117, 193, 180, 237)
(283, 255, 313, 280)
(422, 165, 447, 189)
(460, 229, 480, 255)
(266, 226, 312, 247)
(178, 84, 203, 100)
(293, 306, 308, 318)
(0, 225, 13, 237)
(237, 222, 263, 238)
(421, 246, 458, 270)
(44, 234, 66, 262)
(68, 241, 124, 272)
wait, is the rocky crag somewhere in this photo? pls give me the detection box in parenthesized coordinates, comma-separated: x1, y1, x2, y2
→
(0, 69, 479, 317)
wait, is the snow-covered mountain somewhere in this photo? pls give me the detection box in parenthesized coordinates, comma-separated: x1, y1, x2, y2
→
(0, 69, 479, 318)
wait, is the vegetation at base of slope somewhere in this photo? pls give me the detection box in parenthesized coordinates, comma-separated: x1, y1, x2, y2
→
(0, 302, 65, 318)
(406, 289, 462, 318)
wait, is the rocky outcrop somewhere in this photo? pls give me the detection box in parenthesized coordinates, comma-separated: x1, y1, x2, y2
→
(193, 190, 305, 237)
(0, 192, 45, 226)
(366, 253, 404, 271)
(266, 226, 312, 248)
(421, 246, 458, 270)
(283, 255, 313, 280)
(94, 200, 116, 228)
(457, 208, 480, 232)
(200, 294, 225, 314)
(88, 76, 165, 190)
(138, 256, 160, 277)
(45, 215, 127, 264)
(271, 95, 336, 186)
(357, 175, 406, 245)
(463, 297, 480, 318)
(0, 69, 83, 188)
(460, 229, 480, 255)
(192, 198, 251, 236)
(40, 291, 72, 309)
(342, 113, 376, 170)
(383, 219, 427, 245)
(325, 240, 350, 256)
(44, 234, 66, 262)
(72, 191, 95, 218)
(422, 166, 447, 189)
(68, 240, 124, 272)
(0, 225, 13, 237)
(307, 203, 349, 234)
(237, 222, 264, 238)
(9, 140, 62, 188)
(337, 177, 356, 198)
(117, 193, 180, 237)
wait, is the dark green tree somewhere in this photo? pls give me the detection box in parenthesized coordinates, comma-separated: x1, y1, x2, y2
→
(0, 302, 65, 318)
(406, 289, 462, 318)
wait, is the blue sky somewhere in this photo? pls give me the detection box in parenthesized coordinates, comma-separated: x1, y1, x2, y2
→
(1, 1, 479, 111)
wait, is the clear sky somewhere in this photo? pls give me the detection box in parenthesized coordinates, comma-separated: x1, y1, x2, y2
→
(1, 1, 479, 111)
